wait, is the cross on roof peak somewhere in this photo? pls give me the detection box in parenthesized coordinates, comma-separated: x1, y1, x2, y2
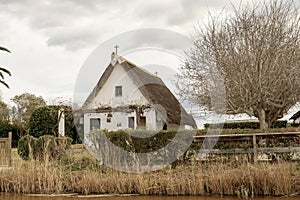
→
(114, 45, 119, 55)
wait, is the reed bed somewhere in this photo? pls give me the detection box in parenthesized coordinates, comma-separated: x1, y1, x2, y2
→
(0, 155, 299, 197)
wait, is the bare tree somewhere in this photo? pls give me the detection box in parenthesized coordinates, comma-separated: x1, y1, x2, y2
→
(178, 0, 300, 129)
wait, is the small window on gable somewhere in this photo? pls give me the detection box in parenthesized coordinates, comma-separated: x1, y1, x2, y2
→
(115, 86, 122, 97)
(107, 113, 112, 123)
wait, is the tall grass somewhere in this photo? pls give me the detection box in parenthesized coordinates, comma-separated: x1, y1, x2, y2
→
(0, 156, 299, 197)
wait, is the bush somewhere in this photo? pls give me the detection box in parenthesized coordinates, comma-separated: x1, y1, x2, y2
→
(29, 106, 57, 137)
(88, 129, 183, 153)
(204, 120, 287, 129)
(0, 120, 21, 147)
(17, 135, 37, 160)
(18, 135, 72, 161)
(272, 120, 287, 128)
(29, 105, 81, 143)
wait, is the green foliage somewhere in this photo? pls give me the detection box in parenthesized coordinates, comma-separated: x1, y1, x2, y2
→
(29, 106, 57, 137)
(272, 120, 287, 128)
(11, 92, 46, 132)
(0, 46, 10, 53)
(0, 119, 21, 147)
(204, 120, 287, 129)
(88, 129, 194, 153)
(0, 101, 9, 120)
(17, 135, 37, 160)
(87, 128, 295, 164)
(17, 135, 72, 161)
(29, 105, 81, 143)
(0, 46, 11, 88)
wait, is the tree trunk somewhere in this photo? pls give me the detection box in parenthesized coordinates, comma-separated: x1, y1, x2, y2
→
(258, 109, 268, 130)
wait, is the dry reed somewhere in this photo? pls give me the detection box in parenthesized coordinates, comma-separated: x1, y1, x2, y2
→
(1, 155, 299, 197)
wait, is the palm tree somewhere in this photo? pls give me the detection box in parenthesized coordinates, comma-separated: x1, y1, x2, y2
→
(0, 46, 11, 88)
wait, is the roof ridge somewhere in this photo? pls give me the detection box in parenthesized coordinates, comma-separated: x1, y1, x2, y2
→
(118, 56, 161, 79)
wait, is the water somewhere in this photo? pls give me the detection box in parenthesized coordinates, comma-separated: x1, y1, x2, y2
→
(0, 194, 299, 200)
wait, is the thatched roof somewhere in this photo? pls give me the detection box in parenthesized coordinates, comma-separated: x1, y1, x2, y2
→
(83, 54, 196, 128)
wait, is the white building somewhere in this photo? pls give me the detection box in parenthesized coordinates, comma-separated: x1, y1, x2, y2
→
(81, 52, 196, 134)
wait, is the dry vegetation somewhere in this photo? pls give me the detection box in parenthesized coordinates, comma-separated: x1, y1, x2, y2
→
(0, 149, 299, 197)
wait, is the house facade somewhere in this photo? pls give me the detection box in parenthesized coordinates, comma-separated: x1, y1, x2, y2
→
(81, 53, 196, 134)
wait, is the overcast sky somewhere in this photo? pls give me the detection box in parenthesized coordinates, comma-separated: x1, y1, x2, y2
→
(0, 0, 254, 105)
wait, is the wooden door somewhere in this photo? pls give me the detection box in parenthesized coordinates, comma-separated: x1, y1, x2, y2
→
(128, 117, 135, 129)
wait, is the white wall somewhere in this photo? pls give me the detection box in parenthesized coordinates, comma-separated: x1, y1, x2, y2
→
(87, 63, 148, 109)
(84, 112, 134, 133)
(84, 108, 160, 133)
(84, 62, 171, 132)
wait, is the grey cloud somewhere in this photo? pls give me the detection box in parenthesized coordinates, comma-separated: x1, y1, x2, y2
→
(182, 0, 229, 11)
(134, 1, 192, 27)
(0, 0, 235, 51)
(99, 28, 193, 57)
(46, 28, 103, 51)
(135, 3, 169, 19)
(157, 0, 227, 27)
(167, 12, 194, 26)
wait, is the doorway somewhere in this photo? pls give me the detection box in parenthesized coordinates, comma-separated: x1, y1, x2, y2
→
(139, 116, 146, 129)
(128, 117, 134, 129)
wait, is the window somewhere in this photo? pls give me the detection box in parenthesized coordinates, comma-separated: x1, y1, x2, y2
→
(107, 113, 112, 123)
(117, 122, 122, 127)
(90, 118, 101, 131)
(115, 86, 122, 97)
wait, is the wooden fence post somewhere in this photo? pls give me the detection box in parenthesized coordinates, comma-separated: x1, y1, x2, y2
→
(253, 134, 257, 164)
(8, 132, 12, 167)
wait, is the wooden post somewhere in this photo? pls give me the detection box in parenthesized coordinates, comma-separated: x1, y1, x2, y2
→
(58, 108, 65, 137)
(8, 132, 12, 167)
(253, 134, 257, 164)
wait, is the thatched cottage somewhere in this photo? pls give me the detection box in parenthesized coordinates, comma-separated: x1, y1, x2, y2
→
(81, 52, 196, 133)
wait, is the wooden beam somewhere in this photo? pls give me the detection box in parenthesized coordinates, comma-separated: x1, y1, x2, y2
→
(193, 132, 300, 163)
(198, 147, 300, 155)
(253, 134, 257, 164)
(8, 132, 12, 167)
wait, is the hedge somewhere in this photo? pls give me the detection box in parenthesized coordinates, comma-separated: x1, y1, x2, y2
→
(204, 120, 287, 129)
(86, 127, 295, 155)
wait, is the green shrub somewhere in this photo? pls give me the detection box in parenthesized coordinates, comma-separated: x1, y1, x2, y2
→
(272, 120, 287, 128)
(29, 105, 81, 143)
(29, 107, 57, 137)
(17, 135, 38, 160)
(0, 119, 21, 147)
(204, 120, 287, 129)
(87, 129, 194, 154)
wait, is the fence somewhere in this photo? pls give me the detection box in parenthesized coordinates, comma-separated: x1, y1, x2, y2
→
(0, 132, 12, 167)
(193, 132, 300, 163)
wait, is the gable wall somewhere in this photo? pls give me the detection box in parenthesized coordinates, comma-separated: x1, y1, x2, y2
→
(87, 63, 148, 109)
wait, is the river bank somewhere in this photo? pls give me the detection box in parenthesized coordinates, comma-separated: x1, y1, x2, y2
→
(0, 153, 299, 197)
(1, 194, 300, 200)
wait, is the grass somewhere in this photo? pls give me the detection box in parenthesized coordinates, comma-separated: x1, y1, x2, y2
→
(1, 148, 299, 197)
